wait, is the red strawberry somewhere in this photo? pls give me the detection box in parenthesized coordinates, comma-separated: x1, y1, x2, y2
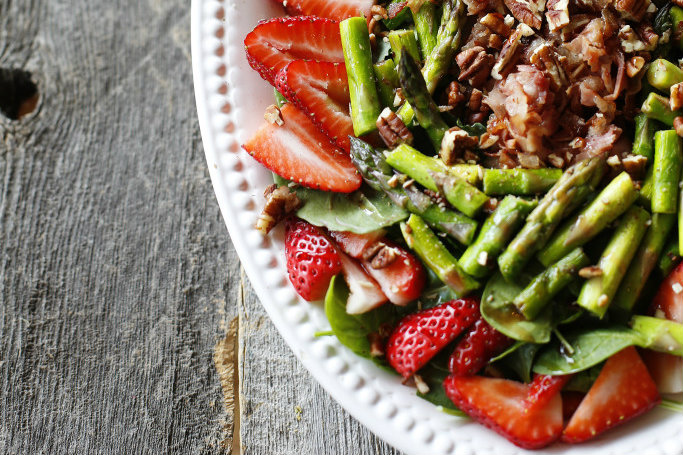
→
(276, 60, 354, 152)
(562, 346, 660, 444)
(524, 373, 573, 412)
(244, 16, 344, 86)
(274, 0, 375, 21)
(448, 315, 512, 376)
(330, 231, 426, 305)
(285, 218, 342, 301)
(386, 298, 479, 378)
(651, 261, 683, 321)
(562, 391, 586, 422)
(444, 375, 563, 450)
(243, 103, 362, 193)
(338, 252, 388, 314)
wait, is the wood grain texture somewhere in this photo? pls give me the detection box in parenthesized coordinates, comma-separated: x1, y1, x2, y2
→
(0, 1, 403, 454)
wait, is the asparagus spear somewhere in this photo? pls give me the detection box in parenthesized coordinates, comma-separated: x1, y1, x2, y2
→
(385, 143, 489, 217)
(538, 172, 639, 267)
(647, 59, 683, 92)
(374, 59, 400, 109)
(638, 165, 654, 206)
(513, 248, 591, 320)
(349, 137, 479, 245)
(497, 156, 607, 281)
(398, 50, 449, 149)
(340, 17, 382, 136)
(448, 164, 483, 186)
(577, 206, 650, 318)
(612, 213, 676, 314)
(458, 196, 537, 278)
(652, 130, 682, 214)
(672, 6, 683, 50)
(388, 29, 421, 64)
(402, 214, 479, 296)
(659, 238, 681, 276)
(482, 168, 562, 196)
(632, 113, 657, 161)
(641, 92, 681, 126)
(413, 1, 439, 57)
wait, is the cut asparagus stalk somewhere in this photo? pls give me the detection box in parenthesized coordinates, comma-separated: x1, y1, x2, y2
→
(388, 29, 421, 64)
(647, 59, 683, 92)
(402, 214, 479, 296)
(659, 238, 681, 276)
(448, 163, 483, 186)
(459, 196, 537, 278)
(413, 1, 439, 57)
(497, 156, 607, 281)
(631, 315, 683, 356)
(638, 165, 654, 206)
(632, 113, 657, 161)
(577, 206, 651, 318)
(482, 168, 563, 196)
(642, 92, 681, 126)
(612, 213, 676, 314)
(513, 248, 591, 320)
(340, 17, 382, 136)
(652, 130, 682, 214)
(385, 143, 489, 217)
(538, 172, 639, 267)
(374, 59, 400, 109)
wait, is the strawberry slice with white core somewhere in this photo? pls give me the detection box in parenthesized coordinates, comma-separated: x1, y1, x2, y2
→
(338, 252, 388, 315)
(276, 60, 354, 152)
(329, 230, 386, 258)
(562, 346, 660, 444)
(274, 0, 375, 21)
(444, 375, 563, 450)
(244, 16, 344, 86)
(243, 103, 362, 193)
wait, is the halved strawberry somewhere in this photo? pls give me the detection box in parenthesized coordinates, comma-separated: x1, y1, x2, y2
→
(244, 16, 344, 86)
(562, 346, 660, 444)
(285, 218, 342, 301)
(276, 60, 354, 152)
(444, 375, 563, 450)
(338, 252, 388, 314)
(274, 0, 375, 21)
(524, 373, 573, 412)
(448, 315, 512, 377)
(243, 103, 362, 193)
(386, 298, 479, 378)
(330, 231, 426, 305)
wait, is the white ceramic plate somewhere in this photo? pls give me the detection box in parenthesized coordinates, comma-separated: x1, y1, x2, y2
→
(191, 1, 683, 453)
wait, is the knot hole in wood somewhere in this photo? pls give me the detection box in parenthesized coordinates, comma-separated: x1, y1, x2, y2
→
(0, 67, 39, 120)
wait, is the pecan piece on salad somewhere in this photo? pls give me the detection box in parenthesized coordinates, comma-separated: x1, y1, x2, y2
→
(440, 126, 480, 165)
(545, 0, 569, 31)
(671, 82, 683, 112)
(255, 184, 302, 235)
(456, 46, 496, 88)
(503, 0, 545, 29)
(377, 108, 413, 148)
(491, 23, 535, 80)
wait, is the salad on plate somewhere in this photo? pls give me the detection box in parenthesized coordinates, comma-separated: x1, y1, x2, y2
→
(239, 0, 683, 449)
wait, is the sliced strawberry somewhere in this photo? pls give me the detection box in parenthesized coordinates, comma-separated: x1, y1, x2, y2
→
(274, 0, 375, 21)
(642, 350, 683, 394)
(338, 252, 388, 314)
(444, 375, 563, 450)
(244, 16, 344, 86)
(524, 373, 573, 412)
(562, 391, 586, 422)
(276, 60, 354, 152)
(448, 315, 512, 376)
(651, 261, 683, 321)
(386, 298, 479, 378)
(330, 231, 426, 305)
(562, 346, 660, 444)
(243, 103, 362, 193)
(285, 218, 342, 301)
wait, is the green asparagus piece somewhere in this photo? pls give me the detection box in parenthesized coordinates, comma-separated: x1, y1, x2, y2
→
(340, 17, 382, 136)
(513, 248, 591, 320)
(385, 144, 489, 217)
(659, 238, 681, 276)
(349, 137, 479, 245)
(402, 214, 479, 296)
(647, 59, 683, 92)
(672, 6, 683, 50)
(447, 164, 483, 186)
(612, 213, 675, 314)
(652, 130, 682, 214)
(274, 88, 288, 108)
(577, 206, 650, 318)
(538, 172, 639, 267)
(642, 92, 682, 126)
(631, 316, 683, 356)
(388, 29, 421, 64)
(413, 1, 439, 57)
(398, 50, 449, 149)
(374, 59, 400, 109)
(482, 168, 563, 196)
(497, 156, 607, 281)
(632, 113, 657, 161)
(458, 196, 537, 278)
(639, 165, 654, 206)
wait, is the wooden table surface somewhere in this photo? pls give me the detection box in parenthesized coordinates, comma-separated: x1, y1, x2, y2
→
(0, 1, 402, 454)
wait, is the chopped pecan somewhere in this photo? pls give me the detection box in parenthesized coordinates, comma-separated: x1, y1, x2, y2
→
(491, 24, 534, 80)
(370, 4, 389, 20)
(368, 332, 384, 357)
(545, 0, 569, 31)
(263, 104, 284, 126)
(626, 56, 645, 78)
(636, 24, 659, 51)
(675, 116, 683, 137)
(547, 153, 565, 168)
(376, 108, 413, 148)
(621, 154, 648, 180)
(447, 81, 467, 108)
(440, 126, 480, 165)
(518, 152, 543, 169)
(503, 0, 545, 29)
(456, 46, 496, 88)
(671, 82, 683, 112)
(480, 13, 513, 37)
(255, 185, 302, 234)
(369, 244, 399, 269)
(613, 0, 650, 22)
(529, 41, 567, 91)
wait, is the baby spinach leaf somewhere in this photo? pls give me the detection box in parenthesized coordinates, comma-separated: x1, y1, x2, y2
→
(532, 326, 641, 375)
(275, 176, 408, 233)
(502, 343, 541, 383)
(481, 272, 552, 344)
(416, 363, 466, 417)
(565, 364, 603, 393)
